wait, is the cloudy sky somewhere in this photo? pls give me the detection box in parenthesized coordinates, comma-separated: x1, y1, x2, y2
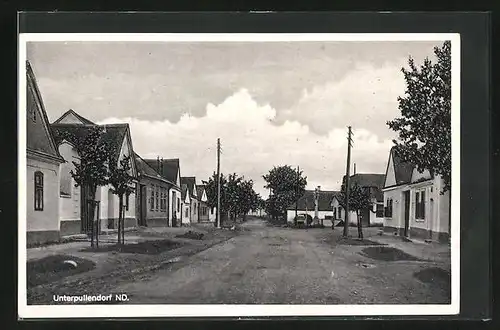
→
(27, 40, 440, 198)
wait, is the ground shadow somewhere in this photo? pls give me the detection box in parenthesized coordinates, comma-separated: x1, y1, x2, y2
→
(176, 231, 204, 240)
(337, 238, 386, 246)
(414, 267, 451, 300)
(360, 246, 422, 261)
(79, 239, 181, 255)
(27, 254, 96, 288)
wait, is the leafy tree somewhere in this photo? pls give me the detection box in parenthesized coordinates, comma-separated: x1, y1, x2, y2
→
(203, 172, 229, 221)
(235, 179, 259, 221)
(387, 40, 451, 193)
(338, 182, 372, 239)
(226, 173, 243, 221)
(108, 155, 135, 245)
(263, 165, 307, 222)
(56, 126, 111, 248)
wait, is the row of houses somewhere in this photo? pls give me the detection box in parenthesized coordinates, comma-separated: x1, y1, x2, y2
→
(286, 152, 450, 243)
(26, 61, 215, 246)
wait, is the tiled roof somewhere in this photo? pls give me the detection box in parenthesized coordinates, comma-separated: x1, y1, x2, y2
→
(53, 109, 96, 125)
(134, 153, 166, 181)
(196, 185, 205, 199)
(390, 147, 416, 185)
(181, 177, 197, 198)
(287, 190, 338, 211)
(342, 173, 385, 202)
(51, 123, 129, 165)
(143, 158, 179, 186)
(181, 184, 189, 200)
(26, 60, 64, 161)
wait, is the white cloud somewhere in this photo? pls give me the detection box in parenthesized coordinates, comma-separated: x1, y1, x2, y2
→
(99, 89, 392, 198)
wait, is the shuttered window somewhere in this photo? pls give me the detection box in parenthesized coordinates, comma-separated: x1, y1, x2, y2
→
(34, 171, 43, 211)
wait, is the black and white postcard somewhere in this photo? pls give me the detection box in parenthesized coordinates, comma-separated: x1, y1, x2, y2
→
(18, 32, 461, 318)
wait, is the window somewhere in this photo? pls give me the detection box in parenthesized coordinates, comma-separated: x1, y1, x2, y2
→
(34, 171, 43, 211)
(385, 198, 393, 218)
(125, 193, 129, 211)
(376, 203, 384, 218)
(185, 207, 189, 218)
(338, 207, 342, 218)
(155, 185, 159, 211)
(177, 197, 180, 212)
(415, 190, 426, 220)
(150, 185, 154, 211)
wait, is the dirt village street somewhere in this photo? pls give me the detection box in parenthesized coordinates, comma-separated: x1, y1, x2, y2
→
(27, 217, 451, 305)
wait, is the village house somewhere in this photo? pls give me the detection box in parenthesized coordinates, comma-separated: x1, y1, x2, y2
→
(51, 110, 139, 236)
(25, 60, 66, 246)
(181, 177, 199, 224)
(286, 189, 336, 226)
(196, 185, 213, 223)
(332, 173, 386, 227)
(134, 154, 173, 227)
(143, 158, 183, 227)
(382, 147, 450, 243)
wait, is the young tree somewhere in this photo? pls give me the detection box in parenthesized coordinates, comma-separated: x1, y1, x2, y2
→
(263, 165, 307, 222)
(387, 41, 451, 192)
(338, 183, 372, 239)
(108, 155, 135, 245)
(203, 172, 228, 221)
(236, 179, 259, 221)
(56, 126, 111, 248)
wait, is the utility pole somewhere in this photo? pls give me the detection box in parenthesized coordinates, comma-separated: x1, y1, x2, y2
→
(343, 126, 353, 237)
(295, 165, 299, 225)
(216, 138, 221, 228)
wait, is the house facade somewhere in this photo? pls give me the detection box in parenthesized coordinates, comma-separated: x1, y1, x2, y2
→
(286, 190, 336, 226)
(181, 177, 199, 224)
(196, 185, 212, 222)
(333, 173, 385, 226)
(143, 158, 183, 227)
(26, 61, 65, 246)
(382, 147, 450, 243)
(181, 184, 191, 225)
(135, 154, 172, 227)
(51, 111, 139, 236)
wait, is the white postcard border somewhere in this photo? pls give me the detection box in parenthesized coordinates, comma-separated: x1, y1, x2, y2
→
(18, 33, 461, 318)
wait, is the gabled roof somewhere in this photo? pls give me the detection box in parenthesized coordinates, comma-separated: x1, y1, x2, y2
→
(196, 185, 206, 199)
(342, 173, 385, 202)
(287, 190, 338, 211)
(144, 158, 180, 185)
(51, 123, 130, 166)
(53, 109, 96, 125)
(26, 60, 64, 162)
(181, 183, 189, 201)
(134, 152, 174, 184)
(390, 147, 416, 186)
(181, 177, 197, 198)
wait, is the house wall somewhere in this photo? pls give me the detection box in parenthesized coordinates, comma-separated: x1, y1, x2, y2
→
(182, 202, 191, 225)
(384, 153, 397, 187)
(138, 176, 170, 227)
(191, 198, 199, 223)
(58, 143, 82, 236)
(169, 187, 182, 224)
(208, 207, 216, 222)
(383, 176, 450, 243)
(26, 157, 61, 245)
(198, 201, 210, 222)
(99, 184, 137, 231)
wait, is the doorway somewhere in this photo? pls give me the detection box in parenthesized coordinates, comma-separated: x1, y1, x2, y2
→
(138, 184, 147, 226)
(403, 190, 410, 237)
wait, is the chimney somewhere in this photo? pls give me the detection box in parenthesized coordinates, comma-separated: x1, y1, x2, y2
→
(354, 163, 356, 175)
(157, 156, 160, 171)
(160, 157, 164, 174)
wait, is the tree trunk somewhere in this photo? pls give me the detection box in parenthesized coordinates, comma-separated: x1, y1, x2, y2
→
(89, 184, 97, 248)
(357, 210, 363, 239)
(118, 195, 123, 244)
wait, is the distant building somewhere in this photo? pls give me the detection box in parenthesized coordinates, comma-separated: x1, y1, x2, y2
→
(181, 177, 199, 224)
(26, 60, 65, 246)
(286, 190, 337, 225)
(382, 147, 450, 243)
(196, 185, 212, 223)
(333, 173, 386, 226)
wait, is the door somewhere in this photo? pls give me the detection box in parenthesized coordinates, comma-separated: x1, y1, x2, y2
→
(403, 190, 410, 237)
(360, 208, 370, 227)
(139, 184, 147, 226)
